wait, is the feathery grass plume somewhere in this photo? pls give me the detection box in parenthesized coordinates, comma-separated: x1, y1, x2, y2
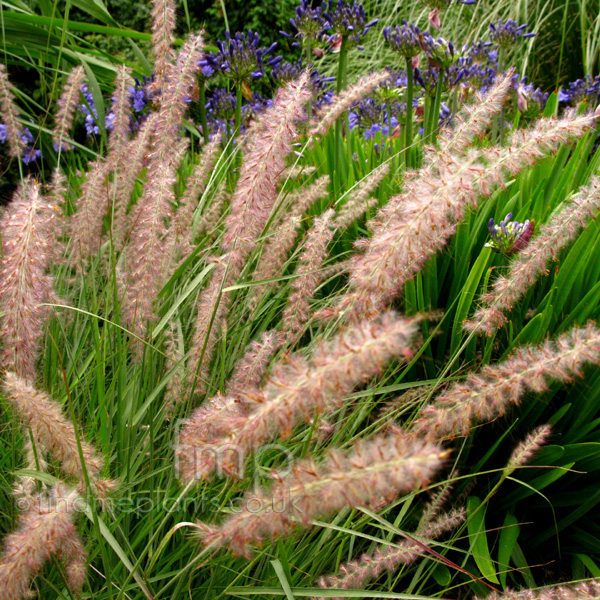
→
(69, 158, 113, 265)
(175, 392, 251, 482)
(412, 322, 600, 442)
(475, 578, 600, 600)
(55, 531, 87, 598)
(339, 110, 596, 320)
(250, 175, 331, 304)
(250, 214, 302, 303)
(0, 63, 25, 159)
(164, 320, 185, 412)
(282, 174, 330, 224)
(0, 179, 57, 380)
(121, 138, 189, 337)
(107, 65, 133, 158)
(227, 330, 284, 397)
(121, 36, 203, 338)
(46, 169, 69, 264)
(465, 176, 600, 336)
(0, 485, 86, 600)
(111, 113, 156, 249)
(310, 71, 392, 139)
(222, 71, 312, 259)
(197, 432, 446, 557)
(186, 258, 234, 393)
(187, 73, 312, 387)
(283, 164, 317, 179)
(370, 71, 514, 237)
(505, 424, 552, 474)
(180, 312, 422, 481)
(432, 70, 514, 165)
(156, 33, 204, 150)
(316, 508, 465, 597)
(172, 134, 222, 257)
(196, 179, 229, 237)
(282, 209, 336, 337)
(52, 65, 85, 153)
(335, 162, 390, 230)
(150, 0, 176, 94)
(2, 372, 105, 482)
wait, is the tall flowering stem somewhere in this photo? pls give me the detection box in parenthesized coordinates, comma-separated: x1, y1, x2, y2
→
(412, 322, 600, 441)
(0, 179, 56, 381)
(222, 71, 311, 257)
(107, 65, 133, 159)
(282, 209, 336, 338)
(52, 66, 86, 155)
(178, 312, 421, 481)
(475, 578, 600, 600)
(2, 372, 105, 483)
(0, 486, 87, 600)
(150, 0, 176, 94)
(0, 64, 24, 161)
(316, 507, 465, 597)
(197, 432, 445, 557)
(405, 58, 415, 167)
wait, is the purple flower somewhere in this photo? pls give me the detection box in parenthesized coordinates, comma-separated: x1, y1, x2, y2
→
(383, 20, 422, 58)
(486, 213, 535, 254)
(79, 84, 100, 136)
(200, 30, 281, 85)
(283, 0, 329, 43)
(421, 33, 460, 69)
(323, 1, 378, 48)
(558, 75, 600, 106)
(489, 20, 535, 47)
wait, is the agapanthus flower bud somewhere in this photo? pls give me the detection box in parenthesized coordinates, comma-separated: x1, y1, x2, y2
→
(383, 20, 422, 58)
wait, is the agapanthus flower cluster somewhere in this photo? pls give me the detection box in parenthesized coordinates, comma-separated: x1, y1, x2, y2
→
(558, 75, 600, 106)
(455, 56, 496, 92)
(78, 84, 100, 136)
(467, 40, 498, 65)
(485, 213, 535, 254)
(383, 20, 423, 58)
(489, 19, 535, 47)
(414, 66, 458, 96)
(323, 0, 379, 48)
(199, 30, 281, 83)
(348, 96, 405, 139)
(282, 0, 329, 43)
(203, 87, 272, 136)
(421, 34, 461, 69)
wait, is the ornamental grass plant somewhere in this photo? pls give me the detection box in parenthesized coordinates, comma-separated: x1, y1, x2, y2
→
(3, 0, 600, 599)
